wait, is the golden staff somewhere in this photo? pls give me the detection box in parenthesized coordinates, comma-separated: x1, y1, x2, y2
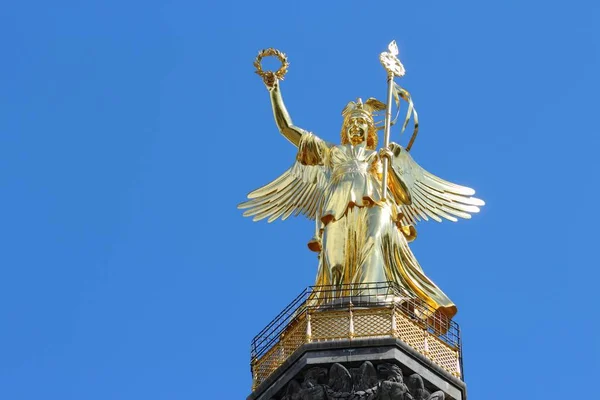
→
(379, 40, 406, 201)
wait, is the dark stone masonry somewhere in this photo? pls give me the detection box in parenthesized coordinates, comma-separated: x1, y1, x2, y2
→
(248, 338, 466, 400)
(269, 361, 444, 400)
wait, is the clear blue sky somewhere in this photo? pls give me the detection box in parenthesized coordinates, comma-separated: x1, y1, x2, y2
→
(1, 1, 599, 399)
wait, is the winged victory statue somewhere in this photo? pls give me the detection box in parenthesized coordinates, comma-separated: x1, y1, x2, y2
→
(239, 43, 484, 320)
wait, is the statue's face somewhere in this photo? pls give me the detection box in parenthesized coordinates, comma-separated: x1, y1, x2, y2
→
(345, 116, 369, 145)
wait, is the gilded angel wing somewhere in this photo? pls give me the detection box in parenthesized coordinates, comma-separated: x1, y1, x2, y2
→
(238, 161, 328, 223)
(387, 143, 484, 224)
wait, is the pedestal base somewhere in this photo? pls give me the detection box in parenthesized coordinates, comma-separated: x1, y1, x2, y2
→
(248, 338, 466, 400)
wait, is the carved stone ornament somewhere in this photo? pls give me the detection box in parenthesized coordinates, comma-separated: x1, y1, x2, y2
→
(270, 362, 445, 400)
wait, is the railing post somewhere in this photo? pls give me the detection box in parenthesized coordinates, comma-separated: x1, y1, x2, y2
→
(423, 328, 430, 357)
(453, 351, 462, 378)
(457, 325, 464, 380)
(306, 311, 312, 343)
(390, 304, 397, 336)
(349, 301, 355, 339)
(251, 358, 258, 391)
(279, 332, 285, 363)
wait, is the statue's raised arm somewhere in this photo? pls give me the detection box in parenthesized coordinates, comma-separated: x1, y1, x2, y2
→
(254, 49, 304, 147)
(266, 77, 303, 147)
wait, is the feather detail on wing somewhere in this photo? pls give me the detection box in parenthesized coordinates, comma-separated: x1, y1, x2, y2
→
(387, 143, 485, 225)
(238, 161, 328, 223)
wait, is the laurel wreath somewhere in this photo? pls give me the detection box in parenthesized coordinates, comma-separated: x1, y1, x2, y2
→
(254, 48, 289, 80)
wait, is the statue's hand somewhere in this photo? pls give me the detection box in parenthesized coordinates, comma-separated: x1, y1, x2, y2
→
(379, 147, 394, 162)
(262, 71, 279, 91)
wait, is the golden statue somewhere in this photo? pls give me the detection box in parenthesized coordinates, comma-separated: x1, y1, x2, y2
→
(239, 43, 484, 320)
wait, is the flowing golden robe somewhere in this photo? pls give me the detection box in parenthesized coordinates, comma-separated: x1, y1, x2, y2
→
(297, 133, 457, 319)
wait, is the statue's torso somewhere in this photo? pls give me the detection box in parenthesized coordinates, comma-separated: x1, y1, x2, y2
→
(321, 144, 383, 222)
(329, 143, 379, 179)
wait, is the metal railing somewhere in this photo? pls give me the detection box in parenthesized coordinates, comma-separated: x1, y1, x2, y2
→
(250, 282, 463, 389)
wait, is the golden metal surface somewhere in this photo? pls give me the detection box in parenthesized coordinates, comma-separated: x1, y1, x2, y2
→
(251, 304, 461, 388)
(254, 48, 289, 82)
(240, 42, 484, 322)
(379, 40, 405, 77)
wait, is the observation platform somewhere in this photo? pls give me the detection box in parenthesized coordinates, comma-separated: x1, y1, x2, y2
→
(249, 282, 466, 400)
